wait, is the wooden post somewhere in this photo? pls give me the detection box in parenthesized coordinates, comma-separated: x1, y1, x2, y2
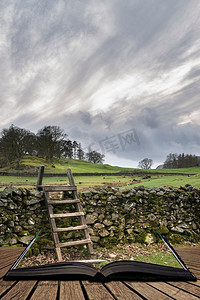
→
(67, 168, 75, 186)
(36, 165, 44, 190)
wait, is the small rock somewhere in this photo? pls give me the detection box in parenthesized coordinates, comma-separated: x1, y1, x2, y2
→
(30, 190, 43, 198)
(98, 214, 104, 222)
(157, 191, 164, 196)
(91, 236, 100, 242)
(19, 236, 34, 245)
(9, 221, 15, 227)
(179, 224, 189, 229)
(109, 253, 117, 258)
(28, 218, 35, 225)
(145, 233, 155, 244)
(171, 226, 184, 234)
(94, 223, 105, 230)
(103, 219, 113, 226)
(9, 203, 16, 210)
(14, 225, 22, 233)
(26, 199, 42, 205)
(192, 223, 197, 230)
(86, 213, 98, 224)
(148, 213, 157, 221)
(9, 238, 17, 245)
(111, 213, 118, 221)
(99, 229, 109, 237)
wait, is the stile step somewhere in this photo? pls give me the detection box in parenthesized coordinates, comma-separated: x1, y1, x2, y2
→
(42, 185, 77, 192)
(58, 239, 91, 248)
(47, 199, 80, 204)
(50, 212, 84, 218)
(54, 225, 88, 232)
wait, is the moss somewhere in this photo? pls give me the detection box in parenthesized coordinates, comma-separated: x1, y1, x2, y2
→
(167, 233, 185, 244)
(135, 232, 148, 244)
(157, 226, 169, 235)
(37, 238, 54, 249)
(19, 230, 29, 236)
(11, 244, 24, 247)
(5, 212, 16, 221)
(0, 241, 9, 246)
(156, 206, 164, 215)
(99, 237, 119, 247)
(21, 188, 28, 195)
(33, 248, 40, 256)
(22, 197, 28, 205)
(184, 229, 200, 242)
(126, 235, 135, 243)
(25, 249, 32, 257)
(148, 220, 159, 227)
(54, 207, 64, 214)
(37, 238, 50, 245)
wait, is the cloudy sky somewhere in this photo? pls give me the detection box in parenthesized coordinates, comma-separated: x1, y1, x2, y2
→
(1, 0, 200, 168)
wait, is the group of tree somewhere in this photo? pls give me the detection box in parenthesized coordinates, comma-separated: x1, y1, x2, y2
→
(138, 152, 200, 170)
(0, 125, 105, 167)
(163, 153, 200, 169)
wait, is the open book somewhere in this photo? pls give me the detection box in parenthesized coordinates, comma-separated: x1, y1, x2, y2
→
(5, 231, 196, 282)
(5, 259, 196, 281)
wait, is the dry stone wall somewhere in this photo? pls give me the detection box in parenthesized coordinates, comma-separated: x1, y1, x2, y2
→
(0, 185, 199, 252)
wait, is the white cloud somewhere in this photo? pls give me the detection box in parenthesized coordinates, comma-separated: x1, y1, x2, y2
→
(0, 0, 200, 166)
(178, 110, 200, 126)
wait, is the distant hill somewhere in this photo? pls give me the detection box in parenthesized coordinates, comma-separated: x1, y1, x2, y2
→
(156, 164, 164, 169)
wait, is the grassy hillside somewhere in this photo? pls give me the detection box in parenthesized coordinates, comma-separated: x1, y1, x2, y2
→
(0, 155, 136, 174)
(22, 156, 139, 173)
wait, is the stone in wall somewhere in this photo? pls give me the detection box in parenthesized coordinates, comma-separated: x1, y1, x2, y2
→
(80, 185, 200, 246)
(0, 184, 199, 251)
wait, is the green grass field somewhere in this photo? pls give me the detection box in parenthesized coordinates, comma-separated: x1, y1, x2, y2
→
(135, 252, 181, 267)
(0, 155, 200, 190)
(121, 174, 200, 189)
(143, 167, 200, 174)
(0, 175, 131, 190)
(0, 173, 199, 191)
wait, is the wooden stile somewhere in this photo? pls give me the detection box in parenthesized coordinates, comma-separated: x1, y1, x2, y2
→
(37, 166, 94, 261)
(36, 165, 44, 190)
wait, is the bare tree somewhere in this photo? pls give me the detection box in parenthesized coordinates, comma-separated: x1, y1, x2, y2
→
(138, 158, 153, 169)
